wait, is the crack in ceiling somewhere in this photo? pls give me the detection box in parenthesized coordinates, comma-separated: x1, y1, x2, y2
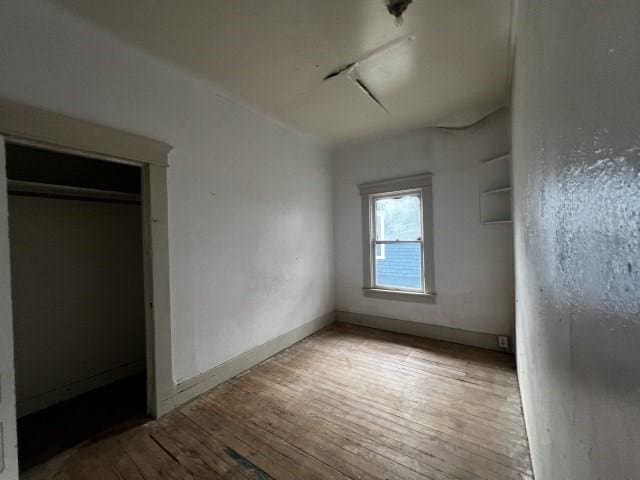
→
(321, 35, 415, 114)
(353, 77, 388, 113)
(323, 62, 356, 81)
(52, 0, 514, 143)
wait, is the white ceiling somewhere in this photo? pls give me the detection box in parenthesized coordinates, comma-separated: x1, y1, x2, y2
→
(52, 0, 514, 144)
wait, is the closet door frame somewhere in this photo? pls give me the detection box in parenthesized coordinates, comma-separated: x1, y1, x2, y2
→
(0, 99, 174, 476)
(0, 135, 18, 479)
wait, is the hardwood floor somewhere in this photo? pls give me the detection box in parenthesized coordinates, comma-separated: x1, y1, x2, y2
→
(24, 323, 533, 480)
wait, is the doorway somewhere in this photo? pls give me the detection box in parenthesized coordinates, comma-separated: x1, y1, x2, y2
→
(0, 100, 174, 478)
(6, 143, 149, 470)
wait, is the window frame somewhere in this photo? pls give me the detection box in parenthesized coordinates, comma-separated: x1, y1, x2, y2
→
(358, 173, 435, 303)
(371, 190, 424, 292)
(374, 209, 386, 260)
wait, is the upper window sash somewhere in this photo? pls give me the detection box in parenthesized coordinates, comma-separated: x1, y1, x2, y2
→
(371, 189, 423, 242)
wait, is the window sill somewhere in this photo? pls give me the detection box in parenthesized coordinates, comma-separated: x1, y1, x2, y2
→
(363, 288, 436, 304)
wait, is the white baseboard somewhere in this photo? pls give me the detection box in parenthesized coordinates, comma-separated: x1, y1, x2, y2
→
(336, 310, 508, 352)
(17, 359, 146, 418)
(171, 311, 335, 410)
(159, 309, 508, 416)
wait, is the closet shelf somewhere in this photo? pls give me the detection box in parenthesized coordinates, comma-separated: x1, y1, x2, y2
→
(481, 220, 513, 225)
(481, 186, 512, 195)
(480, 153, 510, 164)
(7, 179, 141, 203)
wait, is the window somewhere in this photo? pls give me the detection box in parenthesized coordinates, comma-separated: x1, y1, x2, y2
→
(373, 192, 423, 290)
(358, 173, 435, 301)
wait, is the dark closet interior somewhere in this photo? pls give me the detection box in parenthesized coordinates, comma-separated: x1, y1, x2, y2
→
(6, 143, 149, 471)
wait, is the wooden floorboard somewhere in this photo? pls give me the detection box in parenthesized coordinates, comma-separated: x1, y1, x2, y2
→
(22, 323, 533, 480)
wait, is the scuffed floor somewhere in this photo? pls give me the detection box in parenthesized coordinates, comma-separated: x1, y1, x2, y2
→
(25, 323, 533, 480)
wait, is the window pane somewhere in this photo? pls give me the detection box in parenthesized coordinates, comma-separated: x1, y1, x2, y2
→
(375, 242, 422, 290)
(375, 194, 421, 241)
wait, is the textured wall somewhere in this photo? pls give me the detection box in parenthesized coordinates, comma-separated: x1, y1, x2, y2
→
(332, 109, 515, 336)
(512, 1, 640, 479)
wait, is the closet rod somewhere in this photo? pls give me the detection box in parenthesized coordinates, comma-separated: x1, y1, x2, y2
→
(7, 179, 141, 204)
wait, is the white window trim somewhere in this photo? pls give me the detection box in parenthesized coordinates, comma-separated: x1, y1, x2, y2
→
(358, 173, 436, 303)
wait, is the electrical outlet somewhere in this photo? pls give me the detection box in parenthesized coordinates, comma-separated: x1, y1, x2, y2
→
(498, 335, 509, 349)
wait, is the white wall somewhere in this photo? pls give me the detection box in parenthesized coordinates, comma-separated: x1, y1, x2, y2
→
(332, 109, 514, 337)
(8, 196, 145, 416)
(0, 0, 334, 388)
(512, 1, 640, 479)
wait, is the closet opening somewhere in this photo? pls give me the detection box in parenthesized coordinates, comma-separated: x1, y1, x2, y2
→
(6, 142, 150, 471)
